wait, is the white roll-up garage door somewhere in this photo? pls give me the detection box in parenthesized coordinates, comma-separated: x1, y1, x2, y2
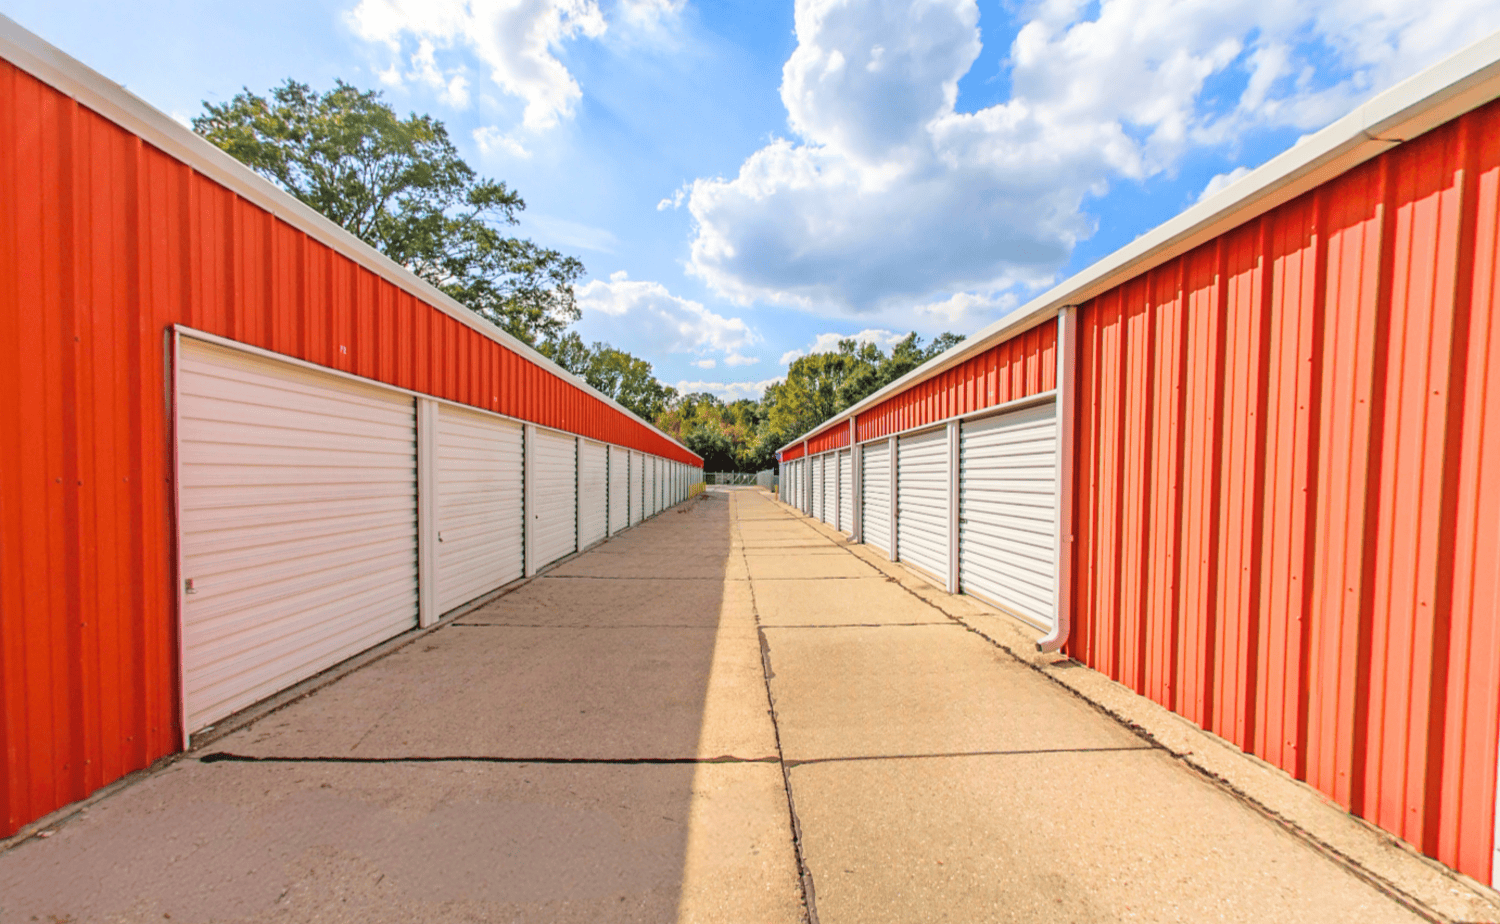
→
(839, 450, 853, 533)
(959, 401, 1059, 628)
(816, 456, 828, 519)
(435, 404, 523, 613)
(177, 338, 418, 733)
(579, 439, 608, 549)
(862, 442, 891, 554)
(609, 446, 629, 535)
(897, 427, 950, 582)
(532, 429, 577, 568)
(829, 452, 840, 527)
(630, 451, 644, 525)
(646, 457, 657, 516)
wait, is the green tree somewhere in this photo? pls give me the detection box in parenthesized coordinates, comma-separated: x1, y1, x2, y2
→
(194, 79, 584, 346)
(756, 332, 964, 462)
(539, 333, 679, 422)
(656, 392, 762, 472)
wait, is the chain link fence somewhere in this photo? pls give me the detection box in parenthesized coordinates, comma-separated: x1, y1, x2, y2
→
(704, 471, 779, 490)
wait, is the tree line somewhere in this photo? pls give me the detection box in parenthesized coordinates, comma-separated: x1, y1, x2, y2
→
(196, 79, 961, 473)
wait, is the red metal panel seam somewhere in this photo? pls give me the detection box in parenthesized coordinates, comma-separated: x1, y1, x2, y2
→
(1241, 214, 1278, 756)
(1200, 240, 1229, 728)
(0, 58, 24, 831)
(1292, 189, 1331, 779)
(1163, 259, 1191, 712)
(1439, 107, 1500, 879)
(1349, 155, 1399, 822)
(1422, 114, 1480, 858)
(57, 90, 88, 806)
(1104, 289, 1128, 678)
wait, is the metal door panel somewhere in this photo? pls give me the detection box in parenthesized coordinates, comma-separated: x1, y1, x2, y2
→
(532, 429, 577, 567)
(178, 338, 417, 733)
(862, 442, 892, 554)
(579, 439, 608, 548)
(839, 450, 853, 533)
(609, 446, 630, 534)
(897, 428, 949, 581)
(435, 404, 523, 613)
(959, 401, 1058, 627)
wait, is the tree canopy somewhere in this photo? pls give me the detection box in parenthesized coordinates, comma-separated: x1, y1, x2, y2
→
(194, 79, 583, 345)
(755, 332, 963, 464)
(656, 393, 765, 472)
(539, 333, 679, 423)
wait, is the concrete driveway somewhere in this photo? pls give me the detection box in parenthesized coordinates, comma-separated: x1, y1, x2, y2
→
(0, 487, 1478, 922)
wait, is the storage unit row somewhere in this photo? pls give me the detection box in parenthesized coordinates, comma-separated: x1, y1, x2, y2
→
(178, 333, 700, 734)
(0, 19, 703, 841)
(782, 396, 1058, 631)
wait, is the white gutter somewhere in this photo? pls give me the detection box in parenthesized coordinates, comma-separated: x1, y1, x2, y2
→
(0, 14, 700, 465)
(779, 27, 1500, 454)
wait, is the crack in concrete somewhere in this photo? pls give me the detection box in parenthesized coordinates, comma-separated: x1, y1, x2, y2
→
(198, 752, 780, 766)
(738, 496, 820, 924)
(759, 622, 955, 629)
(451, 623, 724, 630)
(782, 745, 1156, 768)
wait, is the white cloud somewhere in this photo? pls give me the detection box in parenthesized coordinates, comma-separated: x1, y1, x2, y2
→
(910, 291, 1017, 328)
(577, 271, 758, 357)
(684, 0, 1500, 316)
(675, 378, 783, 401)
(1198, 166, 1253, 202)
(692, 358, 717, 369)
(473, 125, 532, 158)
(347, 0, 607, 131)
(723, 353, 760, 366)
(657, 186, 689, 211)
(779, 328, 919, 366)
(408, 38, 472, 107)
(618, 0, 685, 29)
(812, 328, 909, 353)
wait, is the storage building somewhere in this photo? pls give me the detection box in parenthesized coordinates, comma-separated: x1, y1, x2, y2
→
(779, 35, 1500, 887)
(0, 18, 702, 839)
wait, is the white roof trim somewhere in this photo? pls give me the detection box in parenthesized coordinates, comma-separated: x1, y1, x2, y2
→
(781, 28, 1500, 453)
(0, 14, 700, 463)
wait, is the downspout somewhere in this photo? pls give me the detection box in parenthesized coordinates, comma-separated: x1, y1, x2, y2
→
(1038, 306, 1077, 654)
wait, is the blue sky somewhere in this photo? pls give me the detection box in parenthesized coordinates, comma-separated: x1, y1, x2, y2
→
(8, 0, 1499, 400)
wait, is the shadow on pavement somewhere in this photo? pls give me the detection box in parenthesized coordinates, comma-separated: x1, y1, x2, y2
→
(0, 489, 801, 923)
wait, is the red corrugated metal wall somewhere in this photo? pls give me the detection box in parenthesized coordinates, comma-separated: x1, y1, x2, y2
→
(1069, 99, 1500, 882)
(806, 426, 849, 454)
(0, 60, 698, 838)
(781, 444, 804, 461)
(856, 321, 1057, 441)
